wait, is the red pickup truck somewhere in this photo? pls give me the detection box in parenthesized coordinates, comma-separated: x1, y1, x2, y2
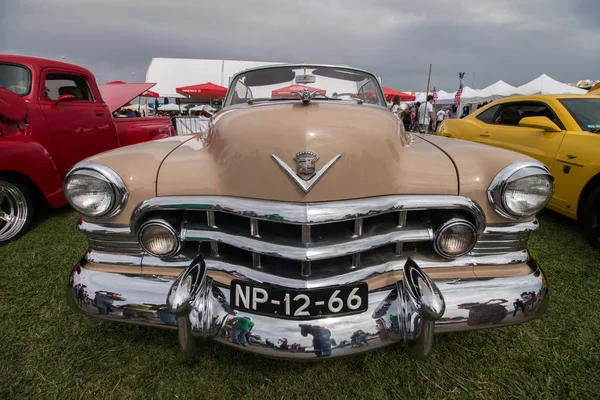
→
(0, 54, 175, 244)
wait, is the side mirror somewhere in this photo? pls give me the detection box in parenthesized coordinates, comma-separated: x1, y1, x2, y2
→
(55, 94, 76, 104)
(518, 116, 561, 132)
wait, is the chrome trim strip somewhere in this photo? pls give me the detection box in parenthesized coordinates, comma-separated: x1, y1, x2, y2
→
(131, 195, 487, 233)
(76, 219, 131, 235)
(85, 249, 142, 267)
(84, 250, 531, 288)
(183, 224, 433, 261)
(482, 219, 539, 235)
(85, 249, 531, 287)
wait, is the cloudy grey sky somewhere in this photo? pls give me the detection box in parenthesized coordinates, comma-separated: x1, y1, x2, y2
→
(1, 0, 599, 92)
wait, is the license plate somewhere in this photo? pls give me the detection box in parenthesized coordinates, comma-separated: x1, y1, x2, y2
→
(230, 280, 368, 320)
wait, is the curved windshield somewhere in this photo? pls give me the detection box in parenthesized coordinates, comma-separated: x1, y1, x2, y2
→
(0, 64, 31, 96)
(225, 65, 386, 107)
(558, 98, 600, 132)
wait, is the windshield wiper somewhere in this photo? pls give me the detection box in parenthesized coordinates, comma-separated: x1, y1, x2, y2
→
(592, 127, 600, 133)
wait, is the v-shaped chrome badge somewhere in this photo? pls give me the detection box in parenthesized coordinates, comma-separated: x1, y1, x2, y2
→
(271, 152, 342, 193)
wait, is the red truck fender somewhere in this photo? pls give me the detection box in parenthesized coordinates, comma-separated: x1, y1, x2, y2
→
(114, 117, 175, 147)
(0, 141, 66, 208)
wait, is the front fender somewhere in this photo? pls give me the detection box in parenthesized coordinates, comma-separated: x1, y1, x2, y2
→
(437, 118, 480, 140)
(0, 141, 65, 207)
(114, 117, 175, 147)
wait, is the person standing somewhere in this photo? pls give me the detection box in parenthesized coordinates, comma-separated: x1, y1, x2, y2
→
(418, 95, 435, 133)
(436, 108, 447, 131)
(389, 95, 401, 114)
(410, 103, 420, 131)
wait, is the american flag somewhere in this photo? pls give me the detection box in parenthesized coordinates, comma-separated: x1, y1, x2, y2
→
(432, 87, 438, 104)
(454, 83, 463, 106)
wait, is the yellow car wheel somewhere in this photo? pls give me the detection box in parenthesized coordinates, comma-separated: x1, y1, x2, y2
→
(581, 185, 600, 250)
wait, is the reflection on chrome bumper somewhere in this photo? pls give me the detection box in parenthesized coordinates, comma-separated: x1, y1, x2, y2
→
(67, 256, 548, 360)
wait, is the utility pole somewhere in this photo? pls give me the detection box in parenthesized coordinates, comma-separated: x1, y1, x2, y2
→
(425, 63, 432, 98)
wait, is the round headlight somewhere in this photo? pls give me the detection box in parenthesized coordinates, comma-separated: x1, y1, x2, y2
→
(488, 161, 554, 219)
(139, 221, 180, 257)
(63, 161, 128, 219)
(434, 219, 477, 258)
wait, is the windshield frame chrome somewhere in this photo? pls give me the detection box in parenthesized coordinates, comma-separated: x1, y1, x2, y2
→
(224, 64, 387, 108)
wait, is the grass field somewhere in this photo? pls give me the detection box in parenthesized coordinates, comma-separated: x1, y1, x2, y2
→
(1, 207, 599, 400)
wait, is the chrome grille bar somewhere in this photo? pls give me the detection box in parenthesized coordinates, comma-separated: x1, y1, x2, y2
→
(395, 211, 407, 256)
(250, 218, 261, 268)
(206, 211, 219, 256)
(352, 218, 363, 268)
(131, 195, 486, 233)
(470, 220, 538, 256)
(301, 225, 311, 276)
(183, 222, 433, 261)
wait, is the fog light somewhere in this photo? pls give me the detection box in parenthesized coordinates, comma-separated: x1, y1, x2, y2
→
(434, 219, 477, 258)
(139, 220, 180, 257)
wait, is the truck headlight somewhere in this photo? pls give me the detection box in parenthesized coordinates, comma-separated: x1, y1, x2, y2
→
(488, 161, 554, 219)
(63, 161, 128, 219)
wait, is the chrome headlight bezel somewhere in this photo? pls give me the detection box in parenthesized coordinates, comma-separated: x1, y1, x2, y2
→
(488, 161, 554, 220)
(63, 161, 128, 219)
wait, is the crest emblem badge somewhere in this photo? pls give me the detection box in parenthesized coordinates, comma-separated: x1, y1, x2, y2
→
(271, 150, 342, 193)
(293, 150, 319, 175)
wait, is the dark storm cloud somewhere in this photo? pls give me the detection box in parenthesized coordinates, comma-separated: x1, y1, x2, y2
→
(1, 0, 599, 91)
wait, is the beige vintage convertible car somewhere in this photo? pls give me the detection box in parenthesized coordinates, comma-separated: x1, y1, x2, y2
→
(66, 64, 552, 360)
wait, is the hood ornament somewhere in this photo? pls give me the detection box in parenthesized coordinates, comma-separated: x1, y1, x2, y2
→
(271, 151, 342, 193)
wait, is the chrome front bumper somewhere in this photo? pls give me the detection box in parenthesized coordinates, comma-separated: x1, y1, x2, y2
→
(67, 255, 548, 360)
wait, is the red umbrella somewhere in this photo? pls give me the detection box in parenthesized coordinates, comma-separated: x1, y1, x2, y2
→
(176, 82, 227, 99)
(107, 80, 127, 84)
(141, 90, 159, 98)
(272, 85, 326, 97)
(383, 87, 415, 102)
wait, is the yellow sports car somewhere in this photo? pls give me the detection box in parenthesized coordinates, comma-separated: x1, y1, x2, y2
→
(437, 94, 600, 249)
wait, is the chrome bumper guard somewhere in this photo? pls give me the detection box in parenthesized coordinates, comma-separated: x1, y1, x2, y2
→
(68, 256, 548, 360)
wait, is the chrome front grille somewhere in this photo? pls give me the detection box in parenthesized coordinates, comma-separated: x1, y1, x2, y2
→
(79, 196, 538, 277)
(128, 195, 487, 278)
(181, 208, 432, 277)
(77, 220, 143, 255)
(470, 220, 538, 256)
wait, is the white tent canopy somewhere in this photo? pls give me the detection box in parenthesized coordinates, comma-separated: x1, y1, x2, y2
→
(189, 104, 217, 113)
(512, 74, 586, 95)
(145, 57, 285, 98)
(435, 86, 478, 105)
(473, 80, 517, 102)
(412, 74, 587, 107)
(157, 103, 181, 111)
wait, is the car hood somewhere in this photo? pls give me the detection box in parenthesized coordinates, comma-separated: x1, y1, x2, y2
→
(98, 82, 158, 113)
(156, 102, 458, 202)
